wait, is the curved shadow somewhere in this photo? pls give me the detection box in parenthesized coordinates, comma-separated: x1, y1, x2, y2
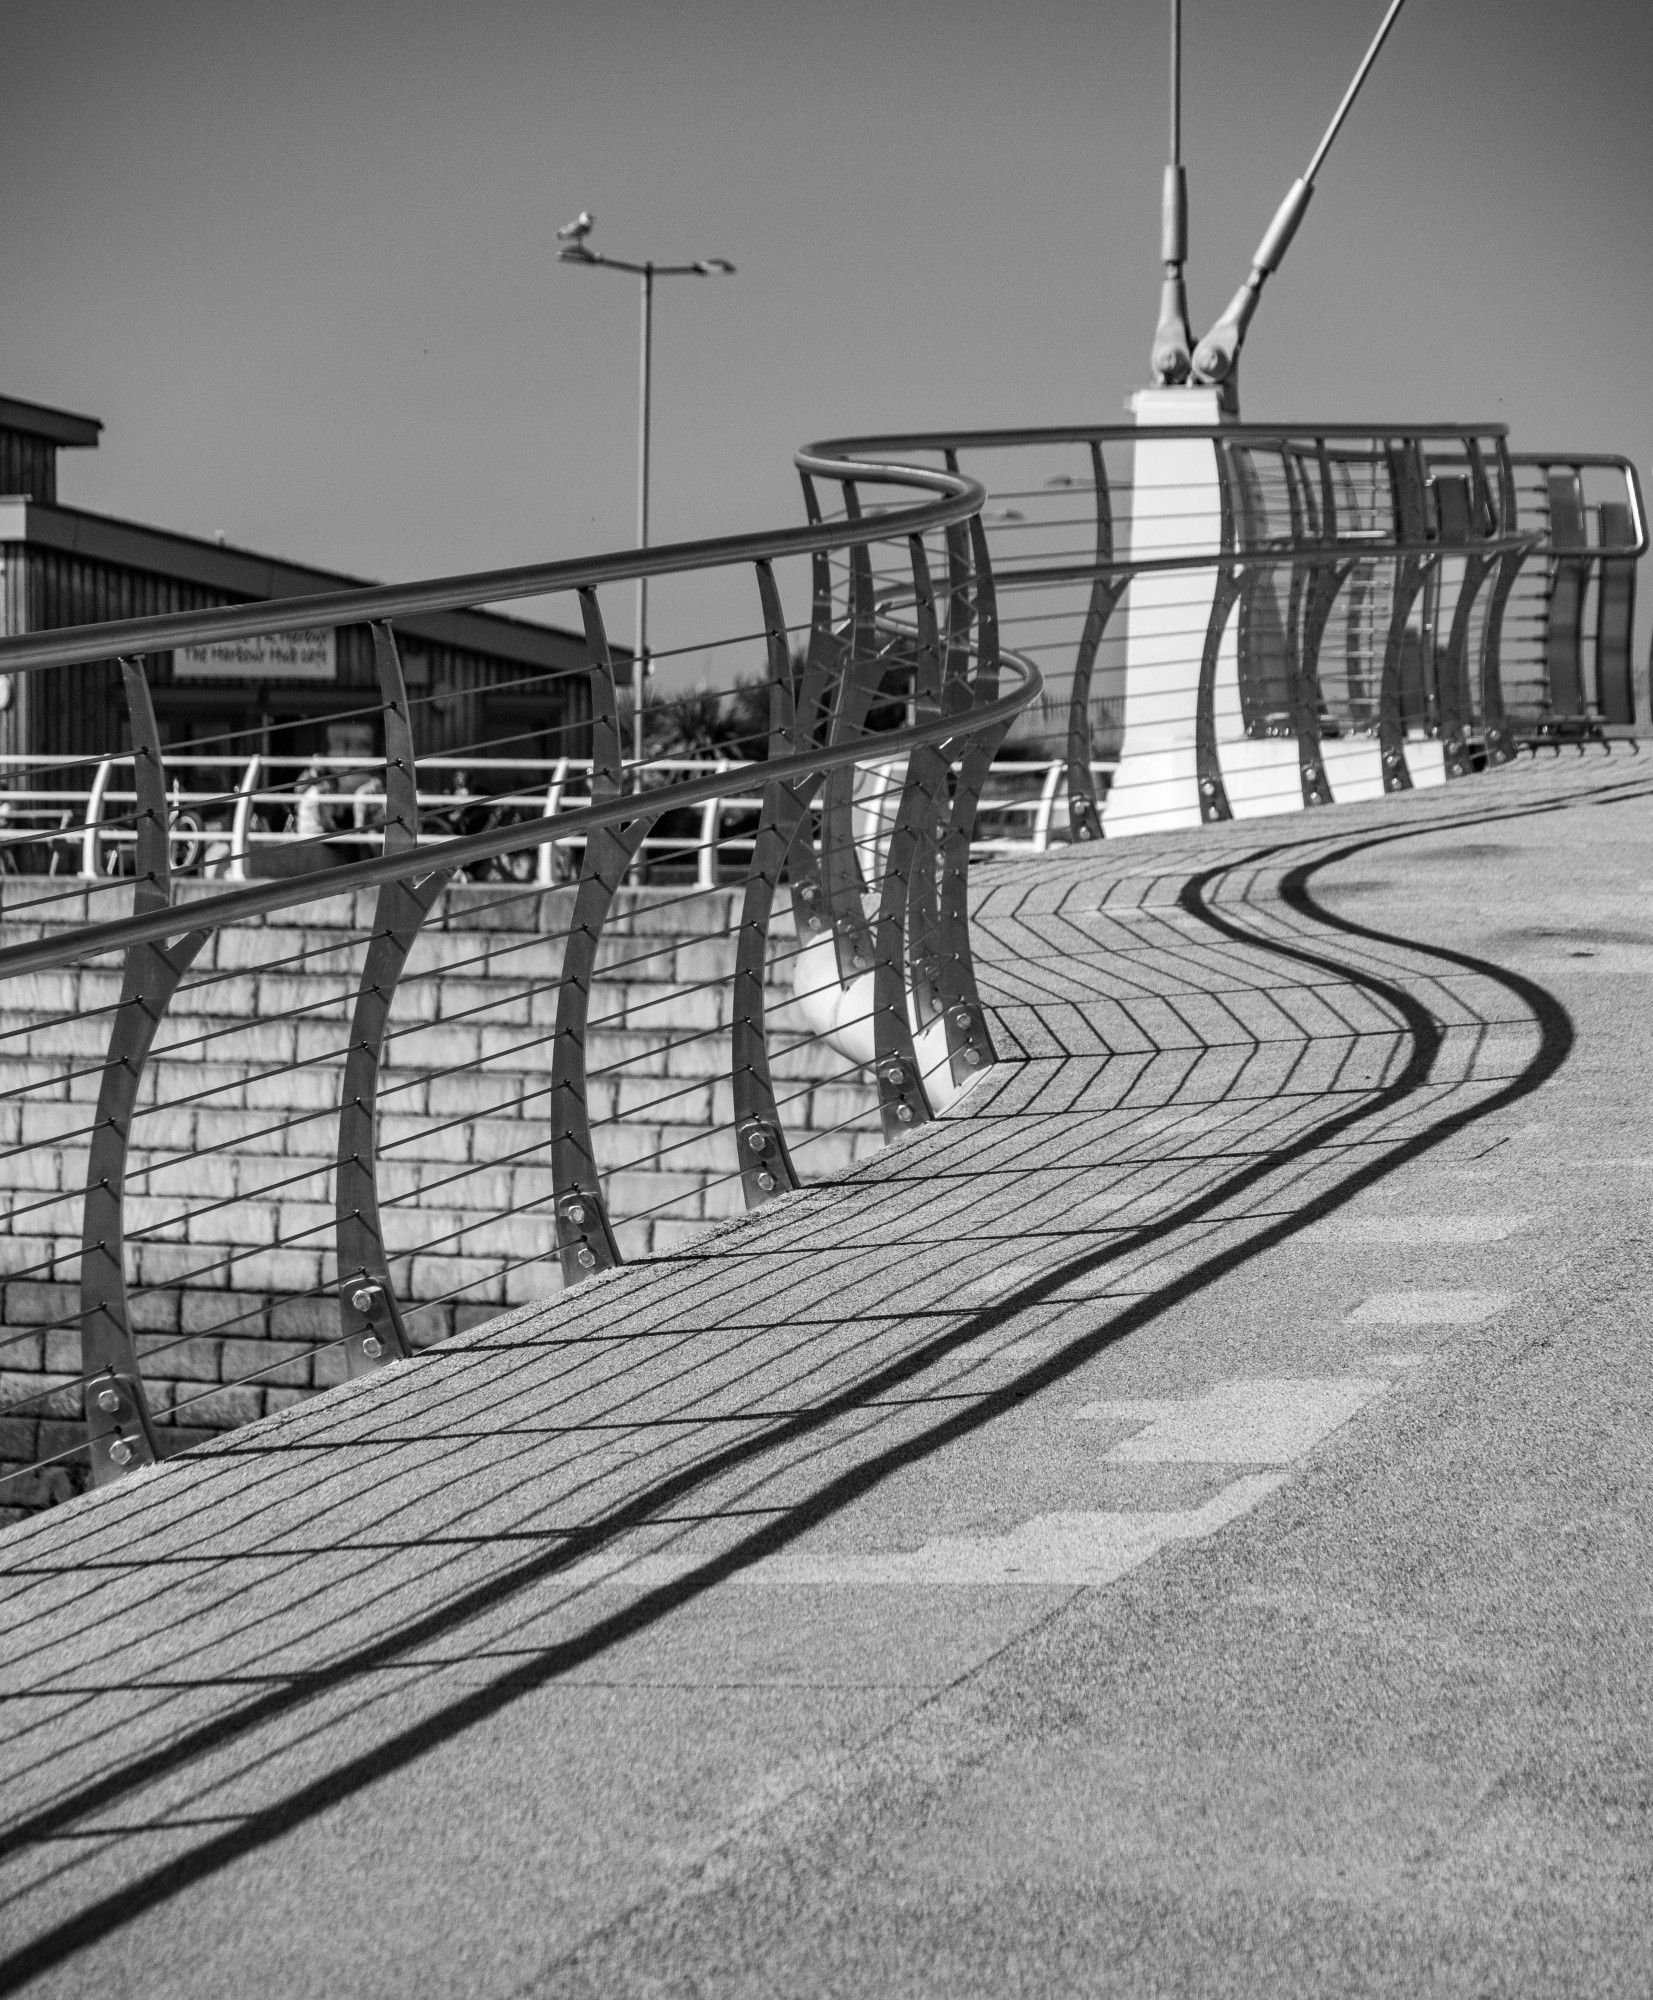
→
(0, 780, 1613, 1991)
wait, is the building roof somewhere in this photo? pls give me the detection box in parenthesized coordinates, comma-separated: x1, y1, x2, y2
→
(0, 497, 597, 670)
(0, 396, 102, 450)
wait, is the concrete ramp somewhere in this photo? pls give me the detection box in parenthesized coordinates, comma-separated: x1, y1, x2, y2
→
(4, 756, 1652, 1998)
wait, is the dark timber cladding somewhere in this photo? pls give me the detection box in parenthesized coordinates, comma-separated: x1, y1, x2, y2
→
(0, 395, 594, 768)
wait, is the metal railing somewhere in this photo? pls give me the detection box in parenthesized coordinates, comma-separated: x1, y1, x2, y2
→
(0, 443, 1037, 1515)
(0, 415, 1642, 1523)
(810, 424, 1644, 838)
(0, 748, 1112, 889)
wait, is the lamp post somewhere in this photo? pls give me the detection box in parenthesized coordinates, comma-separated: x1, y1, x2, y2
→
(557, 212, 736, 769)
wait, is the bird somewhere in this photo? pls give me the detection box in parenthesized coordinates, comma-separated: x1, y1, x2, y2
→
(557, 212, 594, 244)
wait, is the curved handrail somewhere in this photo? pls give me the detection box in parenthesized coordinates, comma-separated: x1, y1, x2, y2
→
(808, 421, 1640, 831)
(0, 452, 983, 676)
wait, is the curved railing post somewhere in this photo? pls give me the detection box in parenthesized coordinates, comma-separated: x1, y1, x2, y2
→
(335, 621, 452, 1375)
(901, 533, 950, 1045)
(1477, 438, 1524, 765)
(1377, 439, 1432, 791)
(1430, 456, 1500, 780)
(1193, 449, 1240, 821)
(1063, 442, 1123, 843)
(1280, 443, 1332, 806)
(730, 559, 807, 1207)
(816, 482, 884, 979)
(549, 589, 651, 1283)
(932, 514, 1001, 1085)
(80, 659, 209, 1485)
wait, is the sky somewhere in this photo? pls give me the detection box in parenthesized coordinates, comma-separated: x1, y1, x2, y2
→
(3, 0, 1649, 674)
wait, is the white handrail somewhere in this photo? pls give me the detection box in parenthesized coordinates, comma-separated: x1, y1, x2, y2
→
(227, 756, 262, 883)
(1031, 761, 1065, 851)
(697, 762, 732, 890)
(537, 756, 570, 887)
(80, 759, 113, 879)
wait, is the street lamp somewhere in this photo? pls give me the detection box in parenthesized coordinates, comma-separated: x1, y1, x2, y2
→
(557, 211, 737, 768)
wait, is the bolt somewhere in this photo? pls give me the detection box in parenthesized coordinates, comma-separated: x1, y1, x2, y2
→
(852, 952, 870, 971)
(896, 1104, 915, 1124)
(565, 1201, 586, 1224)
(108, 1439, 133, 1467)
(576, 1246, 597, 1269)
(361, 1334, 383, 1360)
(882, 1066, 905, 1087)
(756, 1170, 776, 1193)
(808, 914, 825, 931)
(963, 1048, 982, 1068)
(746, 1129, 769, 1154)
(1301, 763, 1315, 777)
(951, 1010, 971, 1030)
(798, 883, 817, 901)
(1200, 779, 1217, 797)
(351, 1285, 377, 1312)
(96, 1387, 121, 1415)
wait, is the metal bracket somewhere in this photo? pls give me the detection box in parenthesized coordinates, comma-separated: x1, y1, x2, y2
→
(875, 1055, 930, 1136)
(555, 1187, 622, 1283)
(340, 1280, 411, 1373)
(84, 1369, 159, 1483)
(735, 1116, 799, 1204)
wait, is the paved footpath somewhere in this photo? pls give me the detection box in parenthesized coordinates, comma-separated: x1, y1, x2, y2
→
(2, 755, 1651, 1997)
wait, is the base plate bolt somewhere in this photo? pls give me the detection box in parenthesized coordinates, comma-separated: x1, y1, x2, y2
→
(361, 1334, 383, 1359)
(746, 1130, 769, 1154)
(566, 1202, 585, 1224)
(576, 1246, 597, 1269)
(756, 1170, 776, 1193)
(963, 1048, 982, 1067)
(96, 1388, 121, 1415)
(896, 1104, 914, 1124)
(108, 1439, 132, 1467)
(352, 1286, 377, 1313)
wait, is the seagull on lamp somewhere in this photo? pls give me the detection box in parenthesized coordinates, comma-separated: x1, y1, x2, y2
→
(557, 211, 596, 262)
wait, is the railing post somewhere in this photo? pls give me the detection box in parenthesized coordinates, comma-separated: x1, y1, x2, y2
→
(1477, 438, 1524, 765)
(1279, 442, 1333, 807)
(730, 559, 807, 1207)
(80, 659, 209, 1485)
(1192, 448, 1239, 822)
(549, 588, 651, 1283)
(816, 481, 883, 979)
(932, 514, 1002, 1085)
(1064, 441, 1122, 842)
(335, 621, 451, 1375)
(1377, 438, 1430, 791)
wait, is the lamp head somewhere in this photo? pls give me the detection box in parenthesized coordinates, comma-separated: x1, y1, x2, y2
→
(695, 258, 736, 275)
(558, 210, 595, 243)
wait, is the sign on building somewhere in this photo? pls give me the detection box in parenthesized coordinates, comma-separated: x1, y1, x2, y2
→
(174, 628, 337, 681)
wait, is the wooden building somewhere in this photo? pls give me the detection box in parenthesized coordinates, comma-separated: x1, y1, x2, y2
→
(0, 394, 594, 776)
